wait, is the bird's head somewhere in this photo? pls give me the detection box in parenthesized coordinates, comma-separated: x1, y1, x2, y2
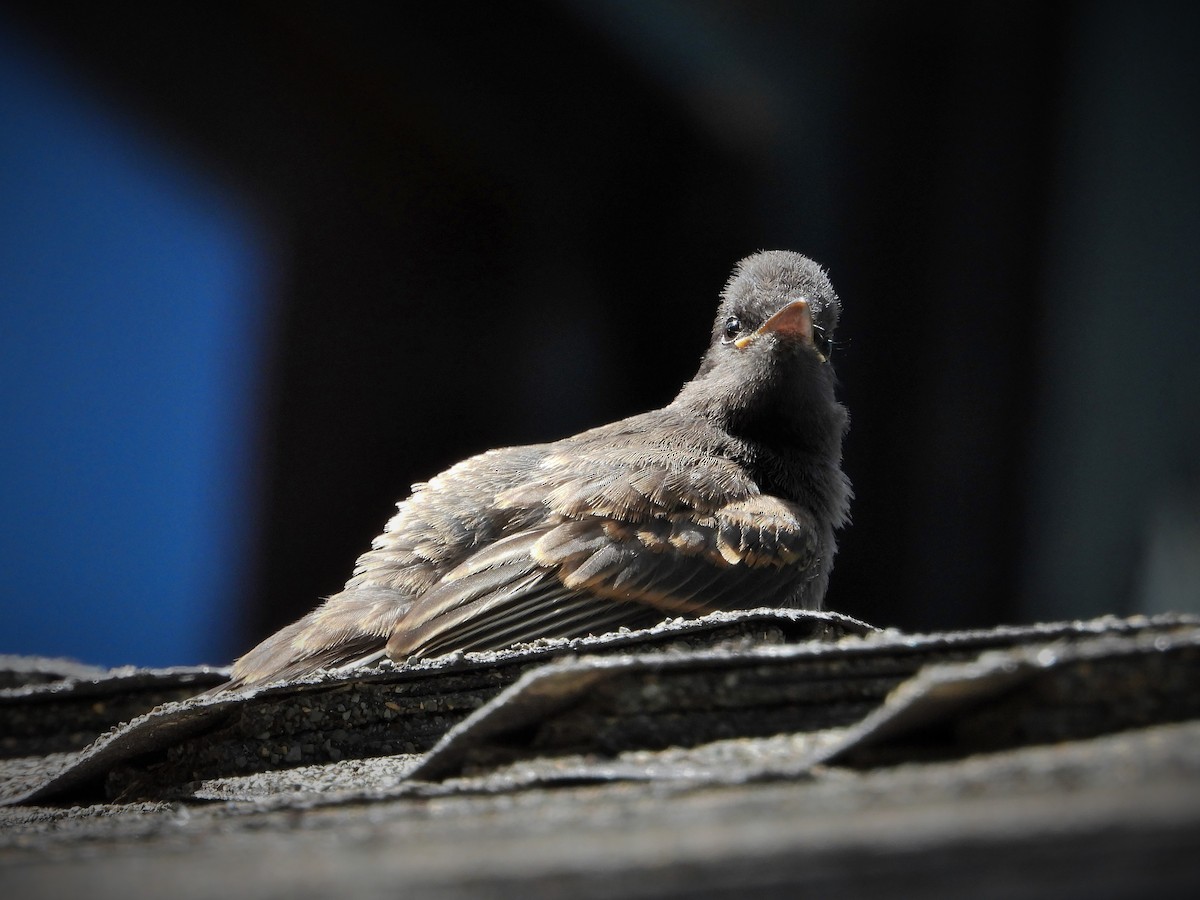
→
(709, 250, 840, 365)
(679, 250, 845, 444)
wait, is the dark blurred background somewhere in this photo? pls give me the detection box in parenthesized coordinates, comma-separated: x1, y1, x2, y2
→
(2, 1, 1197, 668)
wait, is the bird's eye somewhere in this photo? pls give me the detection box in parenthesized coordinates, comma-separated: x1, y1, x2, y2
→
(723, 316, 743, 342)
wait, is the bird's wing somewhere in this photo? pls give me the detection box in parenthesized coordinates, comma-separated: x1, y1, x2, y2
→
(383, 440, 824, 659)
(229, 431, 823, 688)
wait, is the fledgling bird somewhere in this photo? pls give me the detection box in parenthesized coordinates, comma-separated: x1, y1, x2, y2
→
(226, 250, 851, 689)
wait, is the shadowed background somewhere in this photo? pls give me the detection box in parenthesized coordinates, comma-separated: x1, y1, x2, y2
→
(2, 0, 1197, 668)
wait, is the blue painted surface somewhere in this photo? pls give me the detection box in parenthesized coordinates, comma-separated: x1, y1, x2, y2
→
(0, 23, 267, 667)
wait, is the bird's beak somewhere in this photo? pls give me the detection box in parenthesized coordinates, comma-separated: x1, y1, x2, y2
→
(734, 298, 815, 351)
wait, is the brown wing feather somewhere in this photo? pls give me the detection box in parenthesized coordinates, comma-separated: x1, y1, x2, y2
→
(228, 417, 823, 689)
(377, 494, 820, 662)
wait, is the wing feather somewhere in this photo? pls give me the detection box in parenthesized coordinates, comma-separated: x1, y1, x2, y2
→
(228, 415, 825, 689)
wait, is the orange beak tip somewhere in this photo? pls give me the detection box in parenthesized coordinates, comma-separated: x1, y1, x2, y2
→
(757, 298, 814, 344)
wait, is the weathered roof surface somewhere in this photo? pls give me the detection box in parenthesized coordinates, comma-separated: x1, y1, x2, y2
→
(3, 609, 1199, 898)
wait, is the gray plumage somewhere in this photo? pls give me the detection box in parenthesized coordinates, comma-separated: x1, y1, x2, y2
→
(226, 250, 851, 688)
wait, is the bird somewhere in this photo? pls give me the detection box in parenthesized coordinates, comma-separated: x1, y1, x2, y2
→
(224, 250, 851, 689)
